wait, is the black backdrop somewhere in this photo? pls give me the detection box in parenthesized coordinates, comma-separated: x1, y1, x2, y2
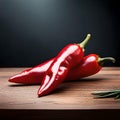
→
(0, 0, 120, 67)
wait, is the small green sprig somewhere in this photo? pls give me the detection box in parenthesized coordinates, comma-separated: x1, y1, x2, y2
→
(92, 90, 120, 99)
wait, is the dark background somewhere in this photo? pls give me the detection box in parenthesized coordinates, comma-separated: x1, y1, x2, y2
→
(0, 0, 120, 67)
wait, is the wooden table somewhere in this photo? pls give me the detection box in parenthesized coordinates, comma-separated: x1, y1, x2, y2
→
(0, 67, 120, 119)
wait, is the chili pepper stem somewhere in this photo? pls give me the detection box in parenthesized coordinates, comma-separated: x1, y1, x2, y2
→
(98, 57, 116, 66)
(79, 34, 91, 49)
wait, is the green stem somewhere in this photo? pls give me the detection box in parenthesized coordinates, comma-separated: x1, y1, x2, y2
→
(98, 57, 116, 66)
(79, 34, 91, 49)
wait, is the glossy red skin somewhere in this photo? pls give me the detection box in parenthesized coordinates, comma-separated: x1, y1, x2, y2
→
(8, 54, 101, 84)
(9, 59, 53, 84)
(66, 54, 102, 80)
(37, 44, 84, 97)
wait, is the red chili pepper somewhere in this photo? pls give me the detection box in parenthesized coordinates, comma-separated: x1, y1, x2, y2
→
(9, 34, 91, 85)
(66, 54, 115, 80)
(37, 34, 91, 97)
(8, 54, 115, 85)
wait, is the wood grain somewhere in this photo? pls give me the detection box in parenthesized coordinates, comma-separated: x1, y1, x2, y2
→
(0, 67, 120, 110)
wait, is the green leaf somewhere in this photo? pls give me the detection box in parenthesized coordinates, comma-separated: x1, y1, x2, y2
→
(92, 90, 120, 99)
